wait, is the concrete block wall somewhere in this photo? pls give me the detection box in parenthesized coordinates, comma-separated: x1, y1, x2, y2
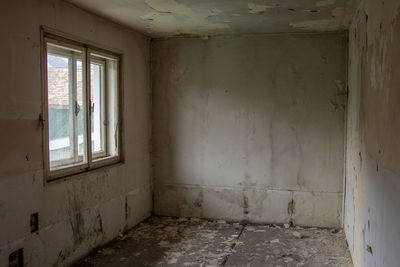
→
(151, 34, 347, 227)
(0, 0, 152, 266)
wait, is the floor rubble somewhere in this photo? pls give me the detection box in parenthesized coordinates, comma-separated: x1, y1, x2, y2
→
(73, 216, 353, 267)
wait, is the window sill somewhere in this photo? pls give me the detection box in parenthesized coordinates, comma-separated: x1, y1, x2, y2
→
(45, 159, 123, 184)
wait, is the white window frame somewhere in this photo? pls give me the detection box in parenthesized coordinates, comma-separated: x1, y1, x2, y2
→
(90, 57, 107, 160)
(46, 44, 86, 169)
(41, 29, 123, 181)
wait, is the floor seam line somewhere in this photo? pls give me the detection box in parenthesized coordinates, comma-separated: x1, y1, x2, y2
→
(221, 224, 246, 266)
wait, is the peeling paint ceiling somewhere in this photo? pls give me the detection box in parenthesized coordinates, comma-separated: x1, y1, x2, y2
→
(66, 0, 359, 38)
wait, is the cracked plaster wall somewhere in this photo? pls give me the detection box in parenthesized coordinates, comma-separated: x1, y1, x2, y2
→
(344, 0, 400, 266)
(0, 0, 152, 266)
(151, 33, 347, 228)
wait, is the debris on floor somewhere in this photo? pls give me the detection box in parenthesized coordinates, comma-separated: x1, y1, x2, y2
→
(292, 231, 302, 238)
(73, 216, 353, 267)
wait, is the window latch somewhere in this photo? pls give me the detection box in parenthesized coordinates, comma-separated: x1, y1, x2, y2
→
(75, 101, 81, 116)
(91, 102, 95, 113)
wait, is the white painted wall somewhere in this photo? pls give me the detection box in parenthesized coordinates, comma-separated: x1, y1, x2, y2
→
(0, 0, 152, 266)
(151, 34, 346, 227)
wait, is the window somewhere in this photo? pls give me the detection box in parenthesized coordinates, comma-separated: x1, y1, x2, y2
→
(42, 32, 121, 180)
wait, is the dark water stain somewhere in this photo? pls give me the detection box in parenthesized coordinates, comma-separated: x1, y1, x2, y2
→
(193, 190, 203, 208)
(243, 193, 249, 216)
(68, 191, 85, 244)
(125, 196, 128, 223)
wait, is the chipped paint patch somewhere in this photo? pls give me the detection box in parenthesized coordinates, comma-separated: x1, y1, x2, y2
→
(316, 0, 337, 7)
(290, 19, 335, 30)
(144, 0, 192, 14)
(247, 3, 273, 14)
(290, 8, 346, 31)
(141, 0, 229, 35)
(67, 0, 359, 37)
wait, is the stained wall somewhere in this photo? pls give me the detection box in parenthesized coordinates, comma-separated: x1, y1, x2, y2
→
(151, 33, 347, 227)
(0, 0, 152, 266)
(344, 0, 400, 266)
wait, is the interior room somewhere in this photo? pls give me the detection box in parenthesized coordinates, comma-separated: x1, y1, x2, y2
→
(1, 0, 399, 266)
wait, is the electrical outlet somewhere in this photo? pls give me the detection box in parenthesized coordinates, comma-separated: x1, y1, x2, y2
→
(9, 248, 24, 267)
(31, 212, 39, 233)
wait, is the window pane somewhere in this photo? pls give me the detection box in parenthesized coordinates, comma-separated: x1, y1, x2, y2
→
(106, 58, 119, 158)
(76, 60, 86, 157)
(90, 61, 105, 155)
(90, 53, 119, 161)
(47, 43, 87, 170)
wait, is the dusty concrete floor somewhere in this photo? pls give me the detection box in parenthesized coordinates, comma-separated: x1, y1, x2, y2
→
(73, 216, 352, 267)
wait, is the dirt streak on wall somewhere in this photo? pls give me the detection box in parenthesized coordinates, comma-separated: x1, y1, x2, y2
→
(345, 0, 400, 266)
